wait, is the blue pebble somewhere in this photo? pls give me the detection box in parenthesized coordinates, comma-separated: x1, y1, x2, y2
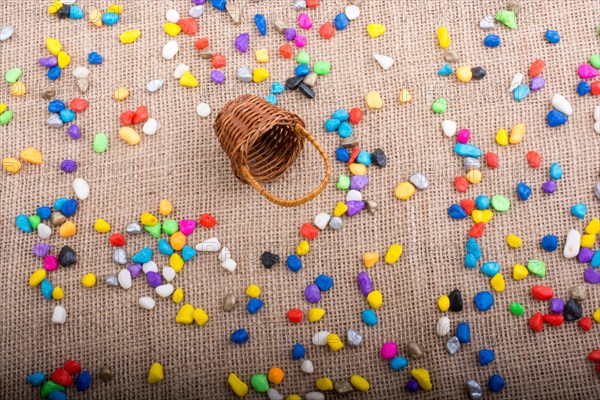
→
(591, 250, 600, 268)
(362, 309, 378, 326)
(448, 204, 467, 219)
(475, 195, 490, 210)
(76, 370, 91, 392)
(473, 291, 494, 311)
(286, 255, 302, 272)
(545, 29, 560, 44)
(479, 349, 495, 366)
(247, 298, 264, 314)
(488, 374, 505, 393)
(454, 143, 482, 158)
(292, 342, 305, 360)
(549, 162, 562, 180)
(26, 372, 45, 386)
(53, 197, 67, 211)
(158, 239, 174, 256)
(37, 206, 52, 219)
(181, 245, 197, 261)
(211, 0, 227, 11)
(333, 13, 349, 30)
(547, 110, 568, 127)
(437, 64, 453, 76)
(69, 4, 84, 19)
(456, 322, 470, 344)
(254, 14, 267, 35)
(517, 182, 532, 201)
(131, 247, 153, 264)
(271, 82, 285, 94)
(337, 122, 353, 138)
(571, 203, 587, 219)
(577, 81, 591, 96)
(48, 100, 65, 113)
(61, 199, 78, 217)
(356, 150, 371, 166)
(513, 84, 530, 101)
(541, 235, 558, 252)
(464, 254, 477, 269)
(230, 328, 249, 344)
(466, 238, 481, 259)
(88, 52, 103, 65)
(59, 109, 76, 123)
(48, 66, 62, 81)
(481, 262, 500, 277)
(324, 119, 341, 132)
(332, 109, 349, 121)
(295, 64, 310, 77)
(101, 12, 120, 25)
(40, 279, 54, 300)
(335, 147, 350, 162)
(390, 356, 408, 371)
(48, 390, 67, 400)
(483, 34, 501, 48)
(315, 274, 334, 291)
(16, 214, 33, 232)
(264, 94, 277, 105)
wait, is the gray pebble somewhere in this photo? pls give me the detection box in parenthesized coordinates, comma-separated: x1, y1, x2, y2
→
(106, 274, 119, 286)
(595, 182, 600, 200)
(274, 20, 289, 34)
(126, 223, 141, 235)
(41, 89, 56, 100)
(237, 66, 252, 83)
(409, 172, 428, 190)
(407, 341, 424, 359)
(77, 77, 89, 93)
(341, 137, 359, 149)
(464, 157, 481, 171)
(365, 199, 378, 214)
(466, 379, 483, 400)
(223, 293, 236, 312)
(444, 50, 458, 63)
(347, 329, 362, 346)
(571, 285, 587, 300)
(328, 216, 343, 230)
(113, 249, 127, 265)
(334, 381, 353, 394)
(0, 25, 14, 42)
(100, 366, 114, 381)
(446, 336, 460, 354)
(293, 0, 306, 9)
(198, 47, 213, 59)
(50, 211, 66, 226)
(302, 72, 317, 87)
(47, 114, 64, 129)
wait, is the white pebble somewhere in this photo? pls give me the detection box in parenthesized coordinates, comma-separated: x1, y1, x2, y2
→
(267, 388, 284, 400)
(72, 66, 90, 78)
(409, 172, 429, 190)
(441, 120, 457, 137)
(509, 73, 523, 92)
(219, 246, 231, 262)
(293, 0, 306, 9)
(374, 54, 394, 70)
(118, 269, 132, 289)
(301, 359, 314, 374)
(312, 331, 330, 346)
(166, 9, 180, 23)
(551, 94, 572, 116)
(221, 258, 237, 273)
(346, 190, 362, 202)
(156, 284, 175, 298)
(314, 213, 331, 230)
(73, 178, 90, 200)
(162, 266, 176, 282)
(139, 296, 156, 310)
(305, 392, 325, 400)
(196, 237, 221, 252)
(51, 305, 67, 324)
(480, 15, 494, 30)
(189, 5, 204, 18)
(196, 103, 211, 118)
(62, 0, 76, 4)
(143, 118, 160, 135)
(147, 79, 164, 93)
(142, 261, 158, 273)
(38, 223, 52, 239)
(0, 26, 14, 42)
(173, 63, 190, 79)
(595, 121, 600, 134)
(345, 5, 360, 20)
(162, 40, 179, 60)
(436, 316, 451, 336)
(564, 229, 581, 259)
(594, 105, 600, 121)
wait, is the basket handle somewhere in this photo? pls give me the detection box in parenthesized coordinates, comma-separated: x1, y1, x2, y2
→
(239, 124, 332, 207)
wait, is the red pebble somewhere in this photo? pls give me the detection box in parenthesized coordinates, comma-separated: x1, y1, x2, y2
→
(591, 81, 600, 95)
(454, 176, 469, 193)
(300, 223, 319, 240)
(194, 37, 209, 50)
(347, 147, 360, 164)
(69, 98, 88, 113)
(529, 312, 544, 332)
(526, 151, 541, 168)
(529, 59, 545, 78)
(279, 43, 293, 59)
(596, 364, 600, 373)
(132, 106, 149, 124)
(348, 107, 363, 124)
(319, 22, 335, 39)
(212, 53, 227, 69)
(109, 233, 126, 247)
(63, 360, 81, 375)
(287, 308, 303, 323)
(531, 285, 554, 300)
(120, 110, 134, 126)
(306, 0, 319, 8)
(177, 17, 198, 35)
(579, 317, 593, 331)
(542, 314, 564, 326)
(469, 222, 485, 238)
(50, 368, 73, 387)
(460, 199, 475, 215)
(589, 349, 600, 362)
(199, 213, 217, 228)
(485, 152, 499, 169)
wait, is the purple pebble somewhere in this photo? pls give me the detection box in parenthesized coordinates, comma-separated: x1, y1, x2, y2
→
(530, 76, 546, 91)
(350, 175, 369, 191)
(549, 297, 564, 314)
(146, 271, 162, 288)
(33, 243, 51, 257)
(192, 0, 205, 4)
(234, 33, 249, 53)
(304, 283, 321, 303)
(127, 263, 142, 279)
(541, 180, 557, 194)
(38, 56, 58, 68)
(346, 200, 365, 217)
(211, 70, 226, 84)
(584, 267, 600, 284)
(406, 379, 420, 392)
(60, 160, 78, 173)
(357, 271, 373, 297)
(578, 247, 594, 263)
(284, 28, 297, 41)
(67, 124, 81, 140)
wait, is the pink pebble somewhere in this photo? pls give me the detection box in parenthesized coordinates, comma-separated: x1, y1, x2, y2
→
(294, 35, 307, 48)
(456, 128, 471, 144)
(179, 219, 197, 236)
(44, 255, 58, 271)
(578, 64, 598, 79)
(380, 342, 398, 360)
(298, 13, 313, 29)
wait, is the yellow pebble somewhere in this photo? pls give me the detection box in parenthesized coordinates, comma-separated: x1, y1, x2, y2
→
(113, 87, 129, 101)
(348, 163, 367, 176)
(0, 104, 6, 114)
(495, 128, 509, 146)
(366, 91, 383, 109)
(363, 252, 379, 268)
(172, 288, 184, 303)
(466, 170, 482, 184)
(169, 253, 185, 273)
(170, 231, 186, 251)
(163, 22, 182, 37)
(506, 234, 522, 248)
(107, 4, 123, 14)
(490, 273, 505, 292)
(29, 269, 46, 287)
(581, 234, 596, 248)
(367, 290, 383, 309)
(46, 37, 62, 55)
(48, 1, 63, 14)
(411, 368, 432, 390)
(140, 212, 158, 226)
(385, 244, 402, 264)
(252, 68, 270, 83)
(59, 221, 77, 238)
(349, 375, 370, 392)
(147, 363, 164, 384)
(52, 287, 64, 300)
(472, 210, 493, 223)
(367, 23, 386, 38)
(120, 29, 141, 44)
(438, 295, 450, 312)
(586, 218, 600, 234)
(159, 199, 173, 216)
(3, 157, 22, 173)
(57, 51, 71, 68)
(119, 126, 141, 145)
(333, 202, 348, 217)
(245, 284, 261, 298)
(315, 377, 334, 391)
(255, 49, 269, 63)
(175, 304, 195, 324)
(395, 182, 415, 200)
(509, 123, 526, 144)
(193, 308, 209, 326)
(20, 148, 42, 164)
(180, 71, 198, 87)
(308, 308, 325, 322)
(296, 240, 310, 256)
(228, 373, 248, 397)
(286, 396, 301, 400)
(89, 9, 103, 27)
(11, 82, 26, 97)
(593, 308, 600, 323)
(512, 264, 528, 280)
(326, 333, 344, 352)
(81, 273, 97, 288)
(94, 218, 111, 233)
(437, 26, 450, 48)
(399, 88, 412, 103)
(456, 66, 473, 82)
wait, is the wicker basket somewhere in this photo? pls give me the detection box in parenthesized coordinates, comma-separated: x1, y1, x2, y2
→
(214, 95, 331, 207)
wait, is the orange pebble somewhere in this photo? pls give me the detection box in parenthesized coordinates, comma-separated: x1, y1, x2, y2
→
(170, 231, 186, 251)
(279, 43, 293, 59)
(470, 222, 485, 238)
(177, 17, 198, 35)
(526, 151, 541, 168)
(59, 221, 77, 238)
(363, 253, 379, 268)
(591, 81, 600, 95)
(306, 0, 319, 8)
(454, 176, 469, 193)
(194, 37, 209, 50)
(529, 59, 545, 78)
(267, 367, 284, 384)
(211, 53, 226, 69)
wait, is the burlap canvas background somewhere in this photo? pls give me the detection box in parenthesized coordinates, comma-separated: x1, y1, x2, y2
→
(1, 0, 600, 398)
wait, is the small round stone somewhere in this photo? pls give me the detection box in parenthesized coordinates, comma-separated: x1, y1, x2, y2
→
(100, 366, 113, 381)
(196, 103, 211, 117)
(407, 341, 424, 358)
(446, 336, 460, 354)
(466, 379, 483, 399)
(347, 329, 362, 346)
(223, 293, 236, 311)
(571, 285, 587, 300)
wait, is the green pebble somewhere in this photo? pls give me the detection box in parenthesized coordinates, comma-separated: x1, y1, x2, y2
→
(93, 132, 109, 153)
(162, 219, 179, 235)
(491, 195, 510, 212)
(527, 259, 546, 277)
(432, 98, 447, 114)
(5, 67, 22, 84)
(145, 223, 162, 238)
(597, 25, 600, 35)
(296, 51, 310, 65)
(0, 110, 13, 125)
(590, 55, 600, 69)
(40, 381, 65, 398)
(250, 374, 269, 393)
(495, 9, 517, 29)
(337, 175, 350, 190)
(509, 301, 524, 316)
(313, 61, 331, 76)
(29, 215, 41, 230)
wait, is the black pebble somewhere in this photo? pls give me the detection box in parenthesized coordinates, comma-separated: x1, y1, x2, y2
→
(285, 75, 304, 90)
(57, 5, 71, 18)
(563, 298, 583, 321)
(58, 245, 77, 267)
(298, 83, 315, 99)
(449, 288, 463, 312)
(261, 252, 280, 268)
(471, 66, 486, 80)
(371, 148, 387, 167)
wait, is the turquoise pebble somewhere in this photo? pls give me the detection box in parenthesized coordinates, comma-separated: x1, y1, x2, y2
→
(362, 309, 378, 325)
(571, 203, 587, 219)
(549, 162, 562, 179)
(448, 204, 467, 219)
(475, 195, 490, 210)
(53, 197, 67, 211)
(286, 255, 302, 272)
(40, 279, 54, 300)
(101, 12, 120, 25)
(464, 254, 477, 268)
(69, 5, 84, 19)
(59, 109, 76, 123)
(337, 122, 352, 138)
(264, 94, 277, 105)
(473, 291, 494, 311)
(324, 119, 341, 132)
(356, 150, 371, 166)
(158, 239, 174, 256)
(480, 262, 500, 277)
(131, 247, 153, 264)
(454, 143, 481, 158)
(292, 342, 305, 359)
(37, 206, 52, 219)
(181, 245, 197, 261)
(332, 109, 349, 121)
(27, 372, 45, 386)
(16, 214, 33, 232)
(390, 356, 408, 371)
(466, 238, 481, 259)
(438, 64, 453, 76)
(517, 182, 531, 201)
(456, 322, 470, 343)
(591, 250, 600, 268)
(513, 84, 530, 101)
(271, 82, 284, 94)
